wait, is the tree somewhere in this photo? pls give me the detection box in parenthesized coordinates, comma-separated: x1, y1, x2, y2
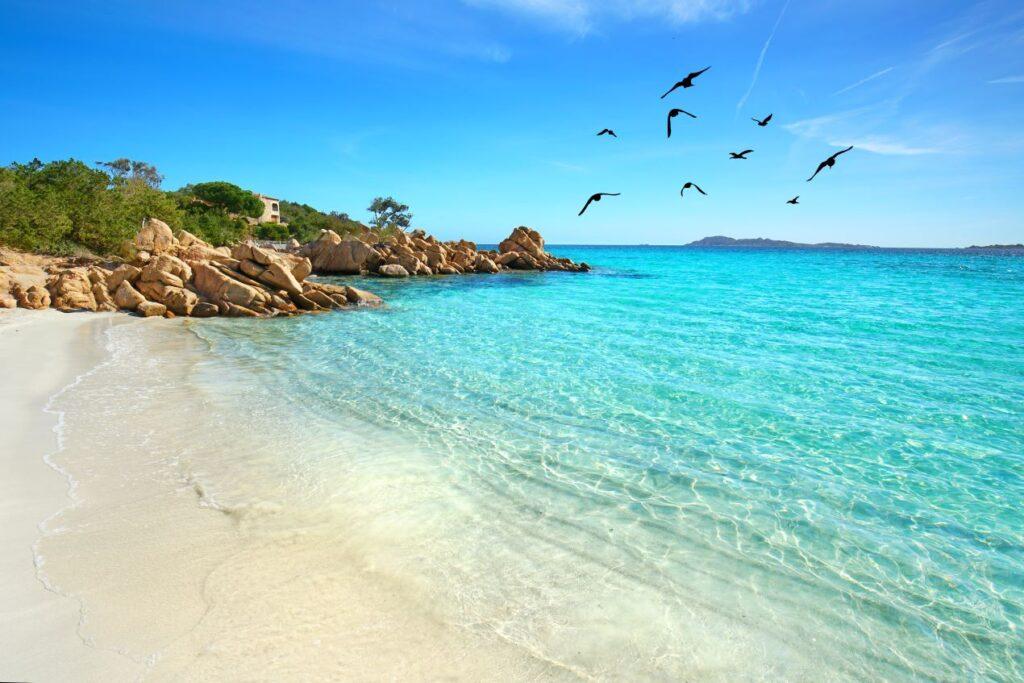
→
(97, 158, 164, 188)
(367, 196, 411, 231)
(0, 158, 180, 255)
(187, 181, 264, 218)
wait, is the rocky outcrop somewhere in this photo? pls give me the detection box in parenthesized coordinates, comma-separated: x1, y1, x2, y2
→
(47, 269, 97, 311)
(2, 265, 52, 310)
(135, 217, 176, 255)
(302, 233, 379, 274)
(497, 226, 587, 272)
(298, 226, 589, 277)
(378, 264, 410, 278)
(1, 226, 382, 319)
(2, 223, 590, 319)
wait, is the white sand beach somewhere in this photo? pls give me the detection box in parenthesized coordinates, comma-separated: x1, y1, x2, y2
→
(0, 310, 569, 681)
(0, 310, 139, 681)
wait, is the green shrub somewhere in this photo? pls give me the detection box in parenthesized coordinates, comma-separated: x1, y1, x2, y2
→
(179, 205, 250, 247)
(0, 159, 181, 256)
(185, 181, 264, 218)
(254, 222, 290, 241)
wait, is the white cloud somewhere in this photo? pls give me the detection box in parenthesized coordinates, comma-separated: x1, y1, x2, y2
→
(829, 137, 940, 156)
(784, 108, 948, 156)
(988, 75, 1024, 84)
(463, 0, 753, 33)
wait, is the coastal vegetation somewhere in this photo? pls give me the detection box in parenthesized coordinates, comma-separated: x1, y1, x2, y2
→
(0, 157, 376, 257)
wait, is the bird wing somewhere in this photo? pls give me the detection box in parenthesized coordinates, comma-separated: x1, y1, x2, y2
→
(764, 114, 773, 123)
(751, 117, 761, 124)
(832, 145, 853, 159)
(660, 82, 682, 99)
(681, 109, 696, 118)
(740, 149, 754, 155)
(600, 193, 621, 197)
(807, 161, 827, 181)
(610, 130, 617, 137)
(688, 66, 711, 80)
(578, 196, 596, 216)
(694, 184, 707, 195)
(597, 129, 609, 135)
(667, 115, 672, 138)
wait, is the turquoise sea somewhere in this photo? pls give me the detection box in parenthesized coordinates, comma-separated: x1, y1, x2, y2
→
(187, 246, 1023, 679)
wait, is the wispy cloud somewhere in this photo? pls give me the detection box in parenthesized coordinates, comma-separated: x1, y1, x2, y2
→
(784, 107, 948, 156)
(832, 137, 941, 156)
(735, 0, 790, 113)
(463, 0, 753, 34)
(833, 66, 895, 96)
(988, 75, 1024, 84)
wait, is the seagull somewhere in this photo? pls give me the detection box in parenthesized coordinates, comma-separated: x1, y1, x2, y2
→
(752, 114, 773, 127)
(807, 146, 854, 181)
(787, 196, 799, 205)
(667, 108, 697, 138)
(680, 182, 707, 197)
(660, 67, 711, 99)
(729, 149, 754, 159)
(597, 129, 618, 137)
(578, 192, 620, 216)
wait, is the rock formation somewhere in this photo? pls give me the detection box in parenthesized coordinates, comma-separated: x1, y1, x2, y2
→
(0, 218, 382, 318)
(1, 221, 588, 318)
(297, 226, 589, 277)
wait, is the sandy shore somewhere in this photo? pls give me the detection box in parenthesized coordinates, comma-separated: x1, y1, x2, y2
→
(0, 309, 570, 681)
(0, 309, 139, 681)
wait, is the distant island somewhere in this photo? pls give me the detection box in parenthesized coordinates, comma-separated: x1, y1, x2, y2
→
(686, 236, 879, 249)
(965, 243, 1024, 250)
(686, 236, 1024, 251)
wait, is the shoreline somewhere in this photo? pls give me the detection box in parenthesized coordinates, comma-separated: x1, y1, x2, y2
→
(0, 309, 139, 680)
(0, 308, 573, 680)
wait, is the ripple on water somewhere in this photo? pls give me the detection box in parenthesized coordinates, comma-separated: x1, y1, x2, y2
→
(184, 246, 1024, 680)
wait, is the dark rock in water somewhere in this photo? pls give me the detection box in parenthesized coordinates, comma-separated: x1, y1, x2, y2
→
(191, 301, 219, 318)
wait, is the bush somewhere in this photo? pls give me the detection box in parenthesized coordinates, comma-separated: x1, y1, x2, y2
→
(278, 200, 366, 243)
(179, 204, 250, 247)
(185, 181, 264, 218)
(0, 157, 387, 256)
(254, 222, 290, 241)
(0, 159, 181, 256)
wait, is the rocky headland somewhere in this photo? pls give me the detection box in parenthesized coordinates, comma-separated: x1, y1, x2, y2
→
(0, 223, 589, 318)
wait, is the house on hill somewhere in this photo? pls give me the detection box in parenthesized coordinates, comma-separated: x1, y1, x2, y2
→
(253, 193, 282, 224)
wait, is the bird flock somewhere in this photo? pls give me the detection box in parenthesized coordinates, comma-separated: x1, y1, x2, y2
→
(578, 66, 854, 216)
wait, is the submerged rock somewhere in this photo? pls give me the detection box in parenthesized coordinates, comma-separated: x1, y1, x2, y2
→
(378, 264, 410, 278)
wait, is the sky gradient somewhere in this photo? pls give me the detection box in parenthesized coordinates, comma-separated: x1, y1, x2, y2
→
(2, 0, 1023, 246)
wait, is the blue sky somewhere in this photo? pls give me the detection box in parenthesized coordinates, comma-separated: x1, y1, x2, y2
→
(2, 0, 1023, 246)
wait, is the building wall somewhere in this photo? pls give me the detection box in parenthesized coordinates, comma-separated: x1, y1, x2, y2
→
(255, 194, 281, 224)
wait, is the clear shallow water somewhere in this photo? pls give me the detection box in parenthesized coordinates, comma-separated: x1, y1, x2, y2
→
(187, 246, 1024, 680)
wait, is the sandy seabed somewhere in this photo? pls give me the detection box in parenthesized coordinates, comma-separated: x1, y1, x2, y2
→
(0, 310, 569, 682)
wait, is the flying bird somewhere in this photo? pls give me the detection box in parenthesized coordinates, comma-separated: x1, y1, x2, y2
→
(597, 129, 617, 137)
(578, 192, 620, 216)
(787, 196, 799, 205)
(660, 67, 711, 99)
(752, 114, 773, 127)
(666, 108, 697, 138)
(680, 182, 707, 197)
(729, 149, 754, 159)
(807, 146, 854, 181)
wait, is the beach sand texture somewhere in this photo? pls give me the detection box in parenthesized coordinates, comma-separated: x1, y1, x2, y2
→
(0, 310, 568, 681)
